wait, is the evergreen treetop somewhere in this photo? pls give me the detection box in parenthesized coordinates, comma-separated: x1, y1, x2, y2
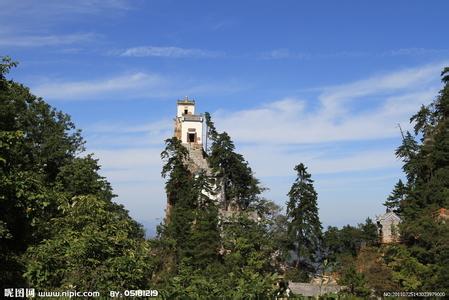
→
(286, 163, 322, 280)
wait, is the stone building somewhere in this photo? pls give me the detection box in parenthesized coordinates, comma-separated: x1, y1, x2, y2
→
(173, 97, 210, 174)
(166, 98, 254, 221)
(174, 97, 204, 148)
(165, 98, 221, 217)
(376, 211, 401, 244)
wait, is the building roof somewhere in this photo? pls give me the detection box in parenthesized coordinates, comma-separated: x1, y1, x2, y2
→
(177, 97, 195, 105)
(376, 211, 401, 223)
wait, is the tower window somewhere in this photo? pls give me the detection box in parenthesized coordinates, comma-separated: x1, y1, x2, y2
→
(184, 108, 189, 114)
(188, 133, 195, 143)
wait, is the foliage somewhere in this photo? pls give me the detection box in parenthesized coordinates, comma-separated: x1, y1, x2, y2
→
(205, 114, 261, 210)
(339, 265, 370, 297)
(387, 66, 449, 292)
(286, 163, 322, 280)
(0, 56, 154, 290)
(24, 195, 153, 291)
(384, 179, 407, 214)
(157, 131, 280, 297)
(384, 245, 430, 290)
(355, 247, 398, 294)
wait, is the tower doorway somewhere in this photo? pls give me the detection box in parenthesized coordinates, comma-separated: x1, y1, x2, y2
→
(188, 133, 196, 143)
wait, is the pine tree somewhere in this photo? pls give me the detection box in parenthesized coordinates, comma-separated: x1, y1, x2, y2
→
(384, 179, 407, 214)
(186, 171, 221, 269)
(286, 163, 322, 280)
(388, 67, 449, 292)
(160, 137, 196, 260)
(208, 132, 260, 210)
(204, 113, 261, 211)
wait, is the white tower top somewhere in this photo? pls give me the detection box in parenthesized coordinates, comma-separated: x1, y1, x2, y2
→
(174, 97, 203, 145)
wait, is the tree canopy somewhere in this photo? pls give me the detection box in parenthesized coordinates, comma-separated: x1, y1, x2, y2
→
(0, 56, 154, 291)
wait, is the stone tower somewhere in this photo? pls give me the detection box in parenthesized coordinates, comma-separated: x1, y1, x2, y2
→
(165, 98, 253, 222)
(174, 97, 204, 148)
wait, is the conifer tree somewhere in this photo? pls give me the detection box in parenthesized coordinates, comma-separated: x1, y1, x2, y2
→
(286, 163, 322, 280)
(204, 115, 261, 211)
(185, 171, 221, 269)
(204, 112, 261, 210)
(160, 137, 196, 260)
(384, 179, 407, 214)
(160, 138, 223, 278)
(388, 67, 449, 292)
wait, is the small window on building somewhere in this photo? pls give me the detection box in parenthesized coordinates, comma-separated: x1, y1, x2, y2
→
(188, 133, 195, 143)
(184, 107, 189, 114)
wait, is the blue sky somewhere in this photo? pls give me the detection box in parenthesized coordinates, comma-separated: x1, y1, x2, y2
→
(2, 0, 449, 235)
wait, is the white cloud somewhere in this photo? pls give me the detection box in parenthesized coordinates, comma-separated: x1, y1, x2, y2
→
(93, 148, 162, 171)
(320, 62, 442, 104)
(215, 62, 446, 145)
(89, 119, 171, 134)
(31, 71, 244, 101)
(0, 0, 131, 18)
(32, 72, 166, 100)
(383, 48, 449, 57)
(80, 62, 447, 228)
(260, 49, 307, 60)
(89, 145, 167, 223)
(120, 46, 223, 58)
(260, 48, 449, 61)
(0, 33, 97, 47)
(239, 145, 400, 178)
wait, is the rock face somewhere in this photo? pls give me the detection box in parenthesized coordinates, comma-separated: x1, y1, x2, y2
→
(184, 143, 210, 175)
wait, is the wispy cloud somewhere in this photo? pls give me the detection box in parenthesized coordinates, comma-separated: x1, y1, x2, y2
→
(119, 46, 224, 58)
(91, 146, 166, 222)
(260, 49, 368, 60)
(260, 49, 307, 60)
(0, 33, 97, 47)
(216, 62, 446, 144)
(0, 0, 131, 18)
(31, 71, 244, 101)
(260, 48, 449, 60)
(32, 72, 165, 100)
(79, 62, 447, 228)
(90, 119, 171, 134)
(383, 47, 449, 57)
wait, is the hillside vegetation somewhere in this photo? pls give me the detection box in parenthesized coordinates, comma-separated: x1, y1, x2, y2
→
(1, 56, 448, 298)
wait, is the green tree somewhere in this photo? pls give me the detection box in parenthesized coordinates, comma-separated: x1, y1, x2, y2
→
(1, 56, 154, 290)
(384, 179, 407, 214)
(158, 137, 222, 284)
(323, 218, 378, 275)
(339, 265, 370, 297)
(355, 247, 399, 295)
(205, 113, 261, 211)
(389, 67, 449, 292)
(1, 56, 85, 287)
(24, 195, 154, 291)
(208, 132, 261, 210)
(286, 163, 322, 280)
(186, 171, 221, 269)
(359, 218, 379, 245)
(384, 245, 430, 290)
(220, 214, 278, 298)
(160, 137, 196, 261)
